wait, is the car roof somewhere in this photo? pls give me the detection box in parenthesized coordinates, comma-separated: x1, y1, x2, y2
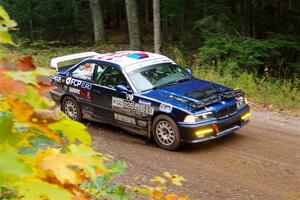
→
(92, 51, 175, 72)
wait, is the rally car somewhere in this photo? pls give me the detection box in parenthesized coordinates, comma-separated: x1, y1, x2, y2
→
(50, 51, 250, 150)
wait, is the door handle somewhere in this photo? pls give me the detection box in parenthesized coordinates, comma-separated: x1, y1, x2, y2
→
(94, 90, 101, 94)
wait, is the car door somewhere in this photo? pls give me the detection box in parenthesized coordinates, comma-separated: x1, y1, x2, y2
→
(91, 64, 137, 127)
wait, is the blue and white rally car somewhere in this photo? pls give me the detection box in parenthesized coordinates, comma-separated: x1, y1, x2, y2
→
(50, 51, 250, 150)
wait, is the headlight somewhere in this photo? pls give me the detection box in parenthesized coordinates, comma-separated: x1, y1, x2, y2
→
(183, 112, 213, 123)
(235, 95, 247, 109)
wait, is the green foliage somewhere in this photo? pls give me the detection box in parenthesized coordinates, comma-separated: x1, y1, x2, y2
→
(17, 86, 54, 109)
(5, 67, 55, 86)
(48, 118, 92, 145)
(0, 5, 16, 44)
(197, 33, 300, 79)
(16, 179, 72, 200)
(193, 68, 300, 110)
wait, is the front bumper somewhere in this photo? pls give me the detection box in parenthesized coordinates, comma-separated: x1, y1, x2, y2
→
(178, 105, 250, 143)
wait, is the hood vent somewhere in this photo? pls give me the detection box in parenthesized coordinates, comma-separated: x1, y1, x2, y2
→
(170, 83, 244, 110)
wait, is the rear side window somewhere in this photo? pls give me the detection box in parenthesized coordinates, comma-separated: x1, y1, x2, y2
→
(72, 63, 98, 81)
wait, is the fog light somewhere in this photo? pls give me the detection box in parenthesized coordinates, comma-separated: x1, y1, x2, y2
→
(241, 112, 251, 121)
(195, 128, 214, 138)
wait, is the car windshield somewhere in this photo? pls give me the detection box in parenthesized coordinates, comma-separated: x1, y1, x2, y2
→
(128, 63, 192, 92)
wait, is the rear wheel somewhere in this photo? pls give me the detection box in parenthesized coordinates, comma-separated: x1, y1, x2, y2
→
(152, 115, 181, 150)
(62, 96, 82, 121)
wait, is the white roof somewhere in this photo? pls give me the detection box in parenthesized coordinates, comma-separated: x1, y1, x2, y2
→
(50, 51, 175, 72)
(93, 51, 175, 72)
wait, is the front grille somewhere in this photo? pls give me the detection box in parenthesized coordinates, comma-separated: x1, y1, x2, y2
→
(216, 105, 237, 118)
(218, 116, 241, 132)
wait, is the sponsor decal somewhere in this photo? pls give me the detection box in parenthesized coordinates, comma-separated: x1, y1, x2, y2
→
(126, 93, 134, 101)
(65, 77, 92, 90)
(66, 77, 81, 87)
(87, 91, 91, 100)
(114, 113, 136, 125)
(124, 100, 135, 110)
(51, 75, 62, 83)
(138, 99, 151, 106)
(65, 77, 72, 85)
(79, 64, 93, 71)
(112, 96, 154, 116)
(69, 87, 80, 94)
(79, 90, 91, 100)
(159, 103, 172, 113)
(81, 82, 92, 90)
(112, 97, 124, 108)
(137, 120, 147, 127)
(135, 104, 154, 116)
(139, 129, 148, 136)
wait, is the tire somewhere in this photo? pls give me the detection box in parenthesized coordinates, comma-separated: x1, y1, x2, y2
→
(152, 115, 181, 150)
(62, 96, 82, 121)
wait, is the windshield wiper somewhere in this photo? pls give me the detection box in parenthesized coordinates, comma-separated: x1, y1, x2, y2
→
(178, 77, 193, 83)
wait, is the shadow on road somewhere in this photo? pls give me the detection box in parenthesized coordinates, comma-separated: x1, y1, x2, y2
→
(179, 133, 247, 153)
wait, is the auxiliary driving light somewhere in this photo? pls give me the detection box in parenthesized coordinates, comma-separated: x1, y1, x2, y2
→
(195, 128, 214, 138)
(241, 112, 251, 121)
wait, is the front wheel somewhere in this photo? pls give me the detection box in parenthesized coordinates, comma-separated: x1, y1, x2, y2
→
(62, 96, 82, 121)
(152, 115, 181, 151)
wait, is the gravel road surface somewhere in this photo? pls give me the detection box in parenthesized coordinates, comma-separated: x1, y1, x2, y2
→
(88, 111, 299, 199)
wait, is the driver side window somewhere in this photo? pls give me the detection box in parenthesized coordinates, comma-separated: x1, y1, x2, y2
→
(97, 66, 128, 89)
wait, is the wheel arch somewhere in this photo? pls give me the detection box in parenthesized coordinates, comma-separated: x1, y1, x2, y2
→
(148, 111, 178, 139)
(60, 93, 77, 105)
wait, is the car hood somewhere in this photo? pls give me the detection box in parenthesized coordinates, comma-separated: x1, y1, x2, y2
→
(142, 78, 240, 113)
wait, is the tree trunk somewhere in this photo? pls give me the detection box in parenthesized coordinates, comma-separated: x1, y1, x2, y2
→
(125, 0, 142, 50)
(26, 0, 34, 40)
(144, 0, 150, 37)
(89, 0, 105, 45)
(250, 0, 256, 38)
(153, 0, 161, 53)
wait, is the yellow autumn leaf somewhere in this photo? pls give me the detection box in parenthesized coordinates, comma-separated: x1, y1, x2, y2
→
(151, 190, 164, 200)
(6, 98, 33, 122)
(164, 194, 178, 200)
(15, 178, 73, 200)
(0, 96, 10, 111)
(68, 144, 108, 180)
(17, 139, 32, 148)
(151, 176, 167, 184)
(131, 187, 152, 195)
(35, 148, 88, 185)
(170, 174, 186, 186)
(48, 117, 91, 145)
(163, 171, 172, 179)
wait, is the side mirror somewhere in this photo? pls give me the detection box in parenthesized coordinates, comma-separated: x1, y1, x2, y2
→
(186, 68, 193, 75)
(116, 84, 132, 93)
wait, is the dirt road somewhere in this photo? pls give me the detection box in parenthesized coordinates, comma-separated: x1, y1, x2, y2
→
(88, 111, 300, 200)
